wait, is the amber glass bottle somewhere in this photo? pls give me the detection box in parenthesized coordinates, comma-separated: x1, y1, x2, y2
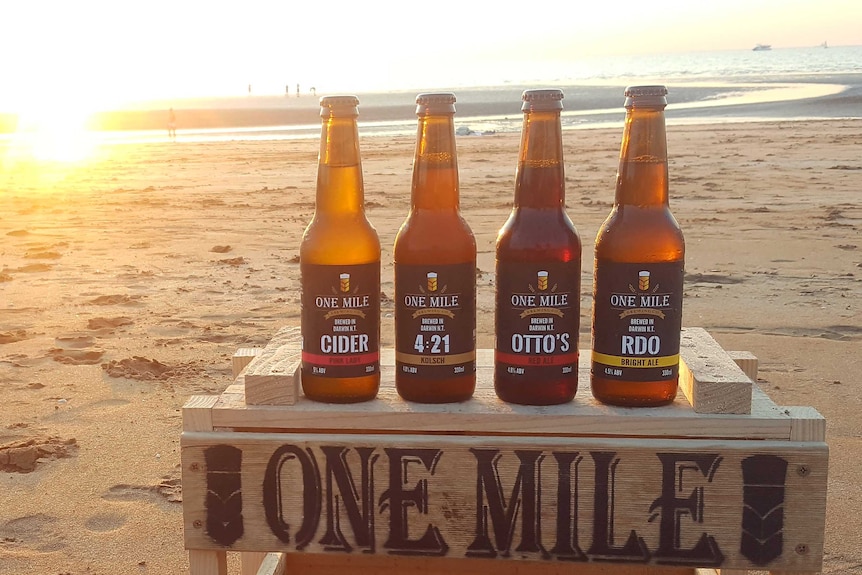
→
(494, 89, 582, 405)
(394, 93, 476, 403)
(300, 95, 380, 403)
(591, 85, 685, 407)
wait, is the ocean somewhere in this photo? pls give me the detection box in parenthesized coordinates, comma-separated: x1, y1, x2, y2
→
(4, 45, 862, 146)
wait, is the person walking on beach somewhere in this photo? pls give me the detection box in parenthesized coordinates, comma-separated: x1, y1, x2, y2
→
(167, 108, 177, 141)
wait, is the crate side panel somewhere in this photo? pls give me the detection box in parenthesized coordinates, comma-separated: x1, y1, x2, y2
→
(182, 432, 826, 572)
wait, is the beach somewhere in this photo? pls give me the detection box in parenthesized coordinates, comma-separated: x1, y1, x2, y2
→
(1, 112, 861, 574)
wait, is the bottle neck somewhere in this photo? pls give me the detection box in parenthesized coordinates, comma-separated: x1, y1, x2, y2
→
(316, 115, 365, 215)
(411, 112, 459, 211)
(514, 109, 565, 209)
(615, 106, 669, 207)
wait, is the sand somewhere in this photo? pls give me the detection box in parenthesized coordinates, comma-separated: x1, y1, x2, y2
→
(1, 119, 860, 574)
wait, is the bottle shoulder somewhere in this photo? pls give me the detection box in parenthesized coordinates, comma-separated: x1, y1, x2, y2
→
(595, 206, 684, 262)
(496, 208, 582, 256)
(394, 211, 476, 263)
(301, 215, 381, 264)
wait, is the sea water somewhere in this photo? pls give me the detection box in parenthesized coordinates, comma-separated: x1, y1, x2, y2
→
(4, 46, 862, 146)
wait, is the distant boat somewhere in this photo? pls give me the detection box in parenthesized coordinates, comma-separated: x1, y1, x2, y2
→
(752, 44, 772, 51)
(821, 41, 828, 48)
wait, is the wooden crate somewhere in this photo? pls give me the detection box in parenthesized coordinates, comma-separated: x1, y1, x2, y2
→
(182, 327, 827, 575)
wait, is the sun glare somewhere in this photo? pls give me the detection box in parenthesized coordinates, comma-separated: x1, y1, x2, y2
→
(9, 102, 100, 164)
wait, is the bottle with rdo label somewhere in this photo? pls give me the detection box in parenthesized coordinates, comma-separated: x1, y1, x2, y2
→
(300, 95, 381, 403)
(494, 89, 582, 405)
(591, 85, 685, 407)
(394, 93, 477, 403)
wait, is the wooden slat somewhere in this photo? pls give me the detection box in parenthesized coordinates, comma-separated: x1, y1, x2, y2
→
(280, 554, 697, 574)
(211, 362, 790, 440)
(182, 431, 827, 572)
(728, 351, 758, 382)
(188, 549, 227, 575)
(240, 551, 267, 575)
(257, 552, 286, 575)
(233, 347, 263, 379)
(244, 327, 302, 405)
(679, 328, 753, 414)
(210, 329, 796, 439)
(183, 396, 219, 432)
(786, 406, 826, 442)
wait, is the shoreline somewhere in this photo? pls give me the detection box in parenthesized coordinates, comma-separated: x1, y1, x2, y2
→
(1, 73, 861, 140)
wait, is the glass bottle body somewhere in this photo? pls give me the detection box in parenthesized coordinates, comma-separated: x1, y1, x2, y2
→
(495, 90, 582, 406)
(591, 86, 685, 407)
(395, 93, 476, 403)
(300, 96, 381, 403)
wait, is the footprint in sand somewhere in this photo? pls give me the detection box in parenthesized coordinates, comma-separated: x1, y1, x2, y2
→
(55, 334, 96, 349)
(13, 263, 53, 273)
(218, 257, 246, 266)
(0, 330, 30, 344)
(764, 325, 862, 341)
(6, 229, 29, 237)
(87, 294, 145, 305)
(48, 335, 104, 365)
(48, 348, 104, 365)
(684, 272, 745, 285)
(0, 272, 11, 282)
(0, 436, 78, 473)
(211, 245, 232, 253)
(100, 356, 203, 381)
(24, 250, 62, 260)
(103, 476, 182, 504)
(87, 316, 134, 331)
(100, 356, 172, 380)
(86, 398, 131, 409)
(84, 512, 128, 533)
(0, 514, 67, 552)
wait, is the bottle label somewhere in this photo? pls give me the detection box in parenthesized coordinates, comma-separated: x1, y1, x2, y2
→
(495, 261, 580, 378)
(591, 261, 683, 382)
(301, 262, 380, 378)
(395, 263, 476, 378)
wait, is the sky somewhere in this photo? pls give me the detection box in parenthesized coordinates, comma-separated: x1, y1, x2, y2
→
(1, 0, 860, 115)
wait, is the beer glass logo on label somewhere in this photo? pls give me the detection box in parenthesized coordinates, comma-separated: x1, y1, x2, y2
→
(402, 271, 461, 319)
(315, 273, 372, 315)
(608, 270, 672, 321)
(510, 270, 571, 320)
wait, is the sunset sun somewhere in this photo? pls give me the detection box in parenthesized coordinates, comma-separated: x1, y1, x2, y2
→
(11, 99, 100, 163)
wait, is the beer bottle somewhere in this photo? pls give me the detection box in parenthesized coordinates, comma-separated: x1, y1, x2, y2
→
(300, 95, 381, 403)
(394, 93, 477, 403)
(494, 89, 582, 405)
(591, 85, 685, 407)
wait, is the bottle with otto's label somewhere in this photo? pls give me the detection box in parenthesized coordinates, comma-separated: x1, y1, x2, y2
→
(300, 95, 380, 403)
(494, 89, 582, 405)
(394, 93, 476, 403)
(591, 85, 685, 407)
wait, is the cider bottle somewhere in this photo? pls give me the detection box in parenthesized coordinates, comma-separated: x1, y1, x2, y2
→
(300, 95, 380, 403)
(494, 89, 582, 405)
(394, 93, 477, 403)
(591, 85, 685, 407)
